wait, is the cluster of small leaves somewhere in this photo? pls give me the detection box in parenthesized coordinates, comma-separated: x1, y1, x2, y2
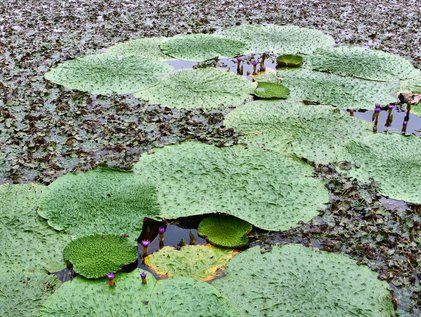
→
(63, 234, 138, 278)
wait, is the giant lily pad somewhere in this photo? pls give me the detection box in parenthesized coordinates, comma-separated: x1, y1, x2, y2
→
(40, 270, 238, 316)
(0, 267, 61, 317)
(134, 68, 255, 109)
(278, 68, 399, 109)
(222, 24, 334, 55)
(38, 168, 160, 239)
(160, 34, 247, 62)
(212, 245, 394, 317)
(306, 46, 419, 81)
(63, 234, 138, 279)
(106, 37, 170, 60)
(144, 245, 235, 281)
(133, 141, 328, 231)
(276, 54, 303, 68)
(342, 133, 421, 204)
(198, 215, 252, 248)
(0, 184, 71, 271)
(253, 82, 290, 99)
(224, 100, 372, 164)
(44, 53, 173, 95)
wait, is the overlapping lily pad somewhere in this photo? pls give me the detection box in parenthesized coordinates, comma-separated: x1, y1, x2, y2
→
(253, 82, 290, 99)
(277, 68, 399, 109)
(133, 141, 328, 231)
(160, 34, 247, 62)
(44, 53, 173, 95)
(134, 68, 255, 109)
(222, 24, 335, 55)
(0, 184, 71, 271)
(0, 267, 61, 317)
(342, 133, 421, 204)
(276, 54, 303, 67)
(106, 37, 170, 60)
(225, 100, 372, 164)
(306, 46, 419, 81)
(144, 245, 235, 281)
(40, 270, 238, 316)
(63, 234, 138, 278)
(38, 168, 160, 239)
(212, 245, 394, 317)
(198, 215, 252, 248)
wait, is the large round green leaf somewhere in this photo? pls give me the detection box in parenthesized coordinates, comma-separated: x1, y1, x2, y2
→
(38, 168, 160, 239)
(133, 141, 328, 231)
(0, 267, 61, 317)
(278, 68, 399, 109)
(44, 53, 173, 95)
(144, 245, 235, 281)
(222, 24, 334, 55)
(224, 100, 372, 164)
(253, 82, 290, 99)
(134, 68, 256, 109)
(106, 37, 171, 60)
(306, 46, 419, 81)
(0, 184, 71, 271)
(40, 270, 238, 316)
(160, 34, 247, 62)
(198, 215, 252, 248)
(212, 245, 394, 317)
(342, 133, 421, 204)
(63, 234, 138, 278)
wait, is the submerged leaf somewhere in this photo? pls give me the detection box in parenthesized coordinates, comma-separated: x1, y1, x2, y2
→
(222, 24, 334, 55)
(134, 68, 255, 109)
(133, 141, 328, 231)
(212, 245, 394, 317)
(160, 34, 247, 62)
(44, 53, 173, 95)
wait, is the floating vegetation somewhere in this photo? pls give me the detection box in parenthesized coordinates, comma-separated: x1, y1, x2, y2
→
(212, 245, 395, 317)
(0, 184, 71, 271)
(160, 34, 247, 62)
(134, 141, 328, 231)
(222, 24, 335, 54)
(144, 245, 235, 281)
(44, 53, 173, 95)
(225, 100, 371, 164)
(63, 234, 138, 279)
(198, 215, 252, 248)
(276, 54, 303, 68)
(38, 168, 160, 239)
(106, 37, 170, 60)
(40, 270, 238, 316)
(306, 46, 420, 81)
(134, 68, 255, 109)
(253, 81, 290, 99)
(277, 68, 399, 109)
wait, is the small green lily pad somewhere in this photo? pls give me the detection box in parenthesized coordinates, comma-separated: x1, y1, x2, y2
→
(144, 245, 236, 281)
(276, 54, 303, 68)
(198, 215, 252, 248)
(253, 82, 290, 99)
(63, 234, 138, 279)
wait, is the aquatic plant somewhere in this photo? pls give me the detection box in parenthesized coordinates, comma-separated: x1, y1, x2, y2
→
(212, 245, 395, 317)
(133, 141, 328, 231)
(160, 33, 247, 62)
(44, 53, 173, 95)
(198, 215, 252, 248)
(63, 234, 138, 279)
(144, 245, 236, 281)
(276, 54, 303, 68)
(140, 271, 147, 284)
(38, 167, 160, 239)
(222, 24, 335, 55)
(134, 68, 256, 109)
(141, 239, 150, 255)
(106, 37, 170, 60)
(305, 46, 419, 81)
(106, 272, 115, 287)
(253, 81, 290, 99)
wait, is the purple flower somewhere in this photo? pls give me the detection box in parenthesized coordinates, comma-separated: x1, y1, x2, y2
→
(235, 56, 243, 63)
(140, 272, 147, 279)
(251, 60, 258, 67)
(375, 103, 381, 109)
(158, 226, 166, 234)
(141, 240, 150, 247)
(107, 272, 115, 280)
(388, 104, 395, 110)
(374, 108, 381, 113)
(403, 121, 408, 126)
